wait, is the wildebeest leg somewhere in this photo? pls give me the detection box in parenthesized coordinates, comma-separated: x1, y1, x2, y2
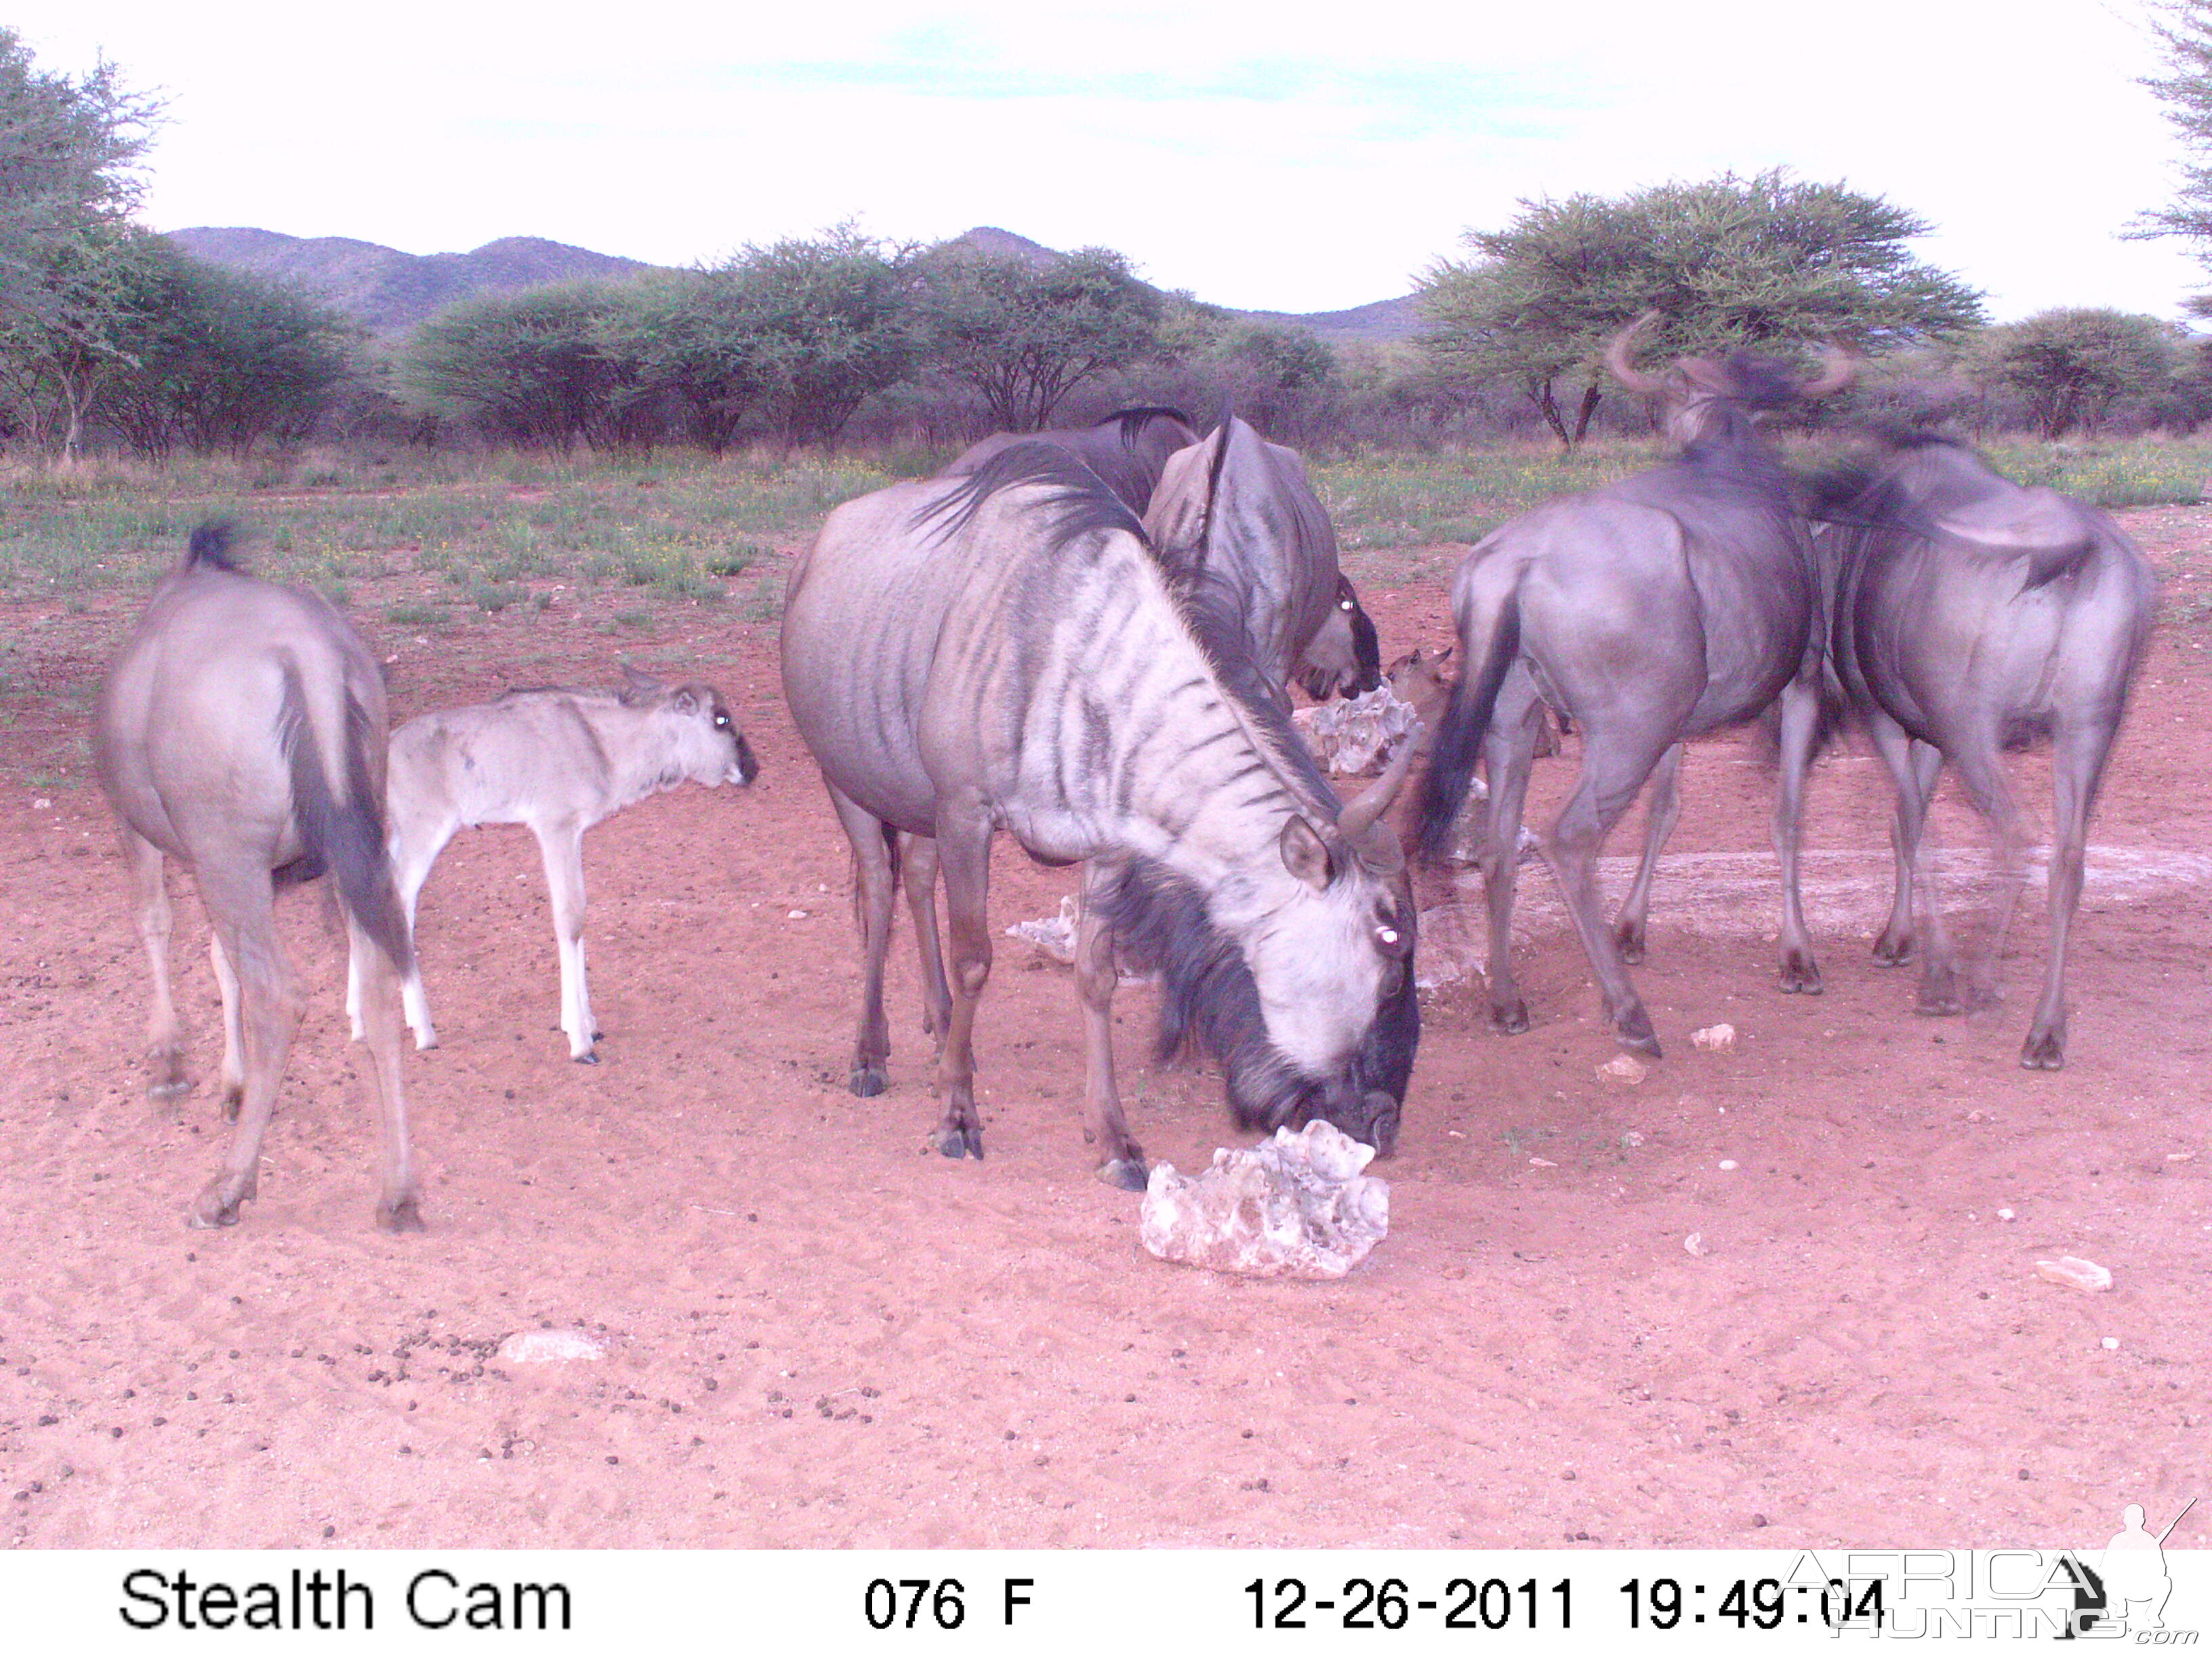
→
(900, 832, 952, 1043)
(1773, 676, 1824, 994)
(389, 819, 452, 1051)
(930, 805, 995, 1161)
(531, 818, 597, 1062)
(1547, 727, 1675, 1057)
(127, 829, 190, 1101)
(2022, 720, 2112, 1069)
(1073, 858, 1146, 1190)
(347, 913, 423, 1229)
(207, 933, 246, 1120)
(189, 865, 301, 1229)
(1948, 735, 2029, 1015)
(827, 781, 897, 1097)
(1868, 715, 1942, 969)
(1612, 743, 1682, 966)
(1478, 674, 1542, 1034)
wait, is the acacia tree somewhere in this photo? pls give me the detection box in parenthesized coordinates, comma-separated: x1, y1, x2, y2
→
(2134, 1, 2212, 310)
(405, 281, 653, 451)
(1419, 169, 1986, 449)
(919, 245, 1160, 429)
(1970, 309, 2179, 438)
(0, 30, 163, 459)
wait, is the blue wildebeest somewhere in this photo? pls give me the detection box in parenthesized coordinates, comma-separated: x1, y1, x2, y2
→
(348, 669, 758, 1062)
(93, 523, 422, 1230)
(1416, 315, 1851, 1056)
(1144, 415, 1383, 703)
(1816, 432, 2155, 1068)
(781, 444, 1419, 1187)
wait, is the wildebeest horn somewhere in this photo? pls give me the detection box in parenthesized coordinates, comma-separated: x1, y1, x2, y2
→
(1604, 311, 1668, 394)
(1337, 721, 1422, 842)
(1802, 344, 1856, 399)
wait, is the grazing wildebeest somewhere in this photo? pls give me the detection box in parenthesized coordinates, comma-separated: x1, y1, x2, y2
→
(347, 670, 758, 1062)
(1815, 432, 2154, 1068)
(1145, 416, 1383, 703)
(93, 523, 421, 1230)
(940, 405, 1199, 517)
(1416, 314, 1851, 1055)
(781, 443, 1419, 1187)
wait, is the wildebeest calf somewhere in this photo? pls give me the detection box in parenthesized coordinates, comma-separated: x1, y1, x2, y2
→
(349, 669, 757, 1061)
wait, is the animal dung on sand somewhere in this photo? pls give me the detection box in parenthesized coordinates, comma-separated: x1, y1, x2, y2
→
(1140, 1120, 1389, 1279)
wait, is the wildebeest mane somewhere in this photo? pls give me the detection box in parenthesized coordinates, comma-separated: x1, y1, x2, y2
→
(914, 439, 1147, 552)
(1092, 858, 1307, 1131)
(1174, 562, 1338, 812)
(1101, 405, 1193, 446)
(1808, 432, 2097, 590)
(186, 518, 243, 573)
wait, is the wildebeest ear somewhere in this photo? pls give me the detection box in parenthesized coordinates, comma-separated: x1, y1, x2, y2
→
(1435, 646, 1453, 668)
(670, 686, 700, 714)
(1279, 816, 1335, 891)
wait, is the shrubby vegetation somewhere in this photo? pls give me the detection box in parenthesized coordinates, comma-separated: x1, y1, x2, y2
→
(5, 22, 2210, 466)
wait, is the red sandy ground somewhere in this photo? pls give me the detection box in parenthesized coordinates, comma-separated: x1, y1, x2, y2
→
(1, 506, 2207, 1552)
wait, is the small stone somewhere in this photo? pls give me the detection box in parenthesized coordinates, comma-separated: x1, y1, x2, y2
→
(786, 909, 808, 920)
(1529, 1157, 1557, 1168)
(1597, 1055, 1647, 1083)
(1620, 1130, 1647, 1149)
(1140, 1121, 1388, 1279)
(496, 1329, 607, 1364)
(1718, 1160, 1739, 1171)
(2167, 1151, 2195, 1163)
(1967, 1109, 1992, 1123)
(31, 798, 50, 811)
(2034, 1256, 2113, 1293)
(1997, 1208, 2016, 1221)
(1690, 1023, 1737, 1054)
(2102, 1336, 2121, 1351)
(1683, 1233, 1709, 1257)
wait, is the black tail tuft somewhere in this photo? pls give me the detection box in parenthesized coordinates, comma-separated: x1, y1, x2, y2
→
(1414, 592, 1521, 860)
(1345, 578, 1381, 697)
(279, 663, 411, 972)
(186, 519, 243, 573)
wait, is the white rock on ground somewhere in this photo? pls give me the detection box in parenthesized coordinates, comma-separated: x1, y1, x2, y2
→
(1292, 684, 1420, 776)
(2034, 1256, 2114, 1292)
(1141, 1120, 1389, 1279)
(496, 1328, 607, 1364)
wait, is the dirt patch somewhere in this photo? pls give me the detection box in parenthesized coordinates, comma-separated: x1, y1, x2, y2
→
(0, 519, 2206, 1550)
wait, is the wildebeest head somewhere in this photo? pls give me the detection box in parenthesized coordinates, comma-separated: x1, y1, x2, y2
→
(619, 666, 758, 788)
(1606, 311, 1855, 447)
(1296, 575, 1384, 699)
(1099, 733, 1422, 1155)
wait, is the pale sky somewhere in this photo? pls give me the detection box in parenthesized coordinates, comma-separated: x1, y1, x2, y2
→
(17, 0, 2209, 321)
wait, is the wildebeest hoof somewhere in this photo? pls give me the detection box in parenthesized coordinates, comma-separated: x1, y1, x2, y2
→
(573, 1051, 599, 1065)
(1614, 1008, 1663, 1059)
(188, 1183, 243, 1229)
(148, 1077, 191, 1103)
(935, 1123, 983, 1160)
(377, 1195, 426, 1233)
(2020, 1031, 2066, 1070)
(1098, 1156, 1148, 1191)
(1778, 954, 1823, 995)
(1871, 932, 1913, 966)
(1614, 926, 1647, 966)
(1915, 987, 1966, 1017)
(1491, 1000, 1532, 1036)
(220, 1086, 244, 1123)
(851, 1065, 888, 1098)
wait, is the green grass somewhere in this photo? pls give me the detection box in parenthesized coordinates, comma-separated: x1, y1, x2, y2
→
(3, 436, 2204, 605)
(0, 447, 901, 598)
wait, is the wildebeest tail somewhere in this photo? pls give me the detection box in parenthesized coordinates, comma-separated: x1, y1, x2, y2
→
(1347, 587, 1381, 696)
(849, 822, 903, 930)
(279, 661, 412, 972)
(184, 518, 243, 573)
(1415, 577, 1521, 861)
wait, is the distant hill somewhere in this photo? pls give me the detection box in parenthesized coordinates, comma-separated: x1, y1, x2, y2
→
(165, 228, 657, 332)
(169, 223, 1421, 344)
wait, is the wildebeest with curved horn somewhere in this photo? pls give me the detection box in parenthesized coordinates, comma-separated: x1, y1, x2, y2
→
(1816, 432, 2154, 1068)
(93, 523, 422, 1230)
(781, 444, 1419, 1187)
(1416, 313, 1851, 1055)
(1145, 415, 1384, 703)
